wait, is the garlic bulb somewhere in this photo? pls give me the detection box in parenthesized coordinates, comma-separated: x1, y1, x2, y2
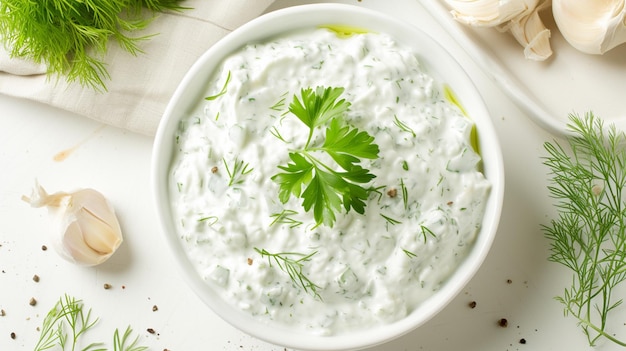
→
(22, 182, 123, 266)
(445, 0, 536, 26)
(552, 0, 626, 54)
(445, 0, 553, 60)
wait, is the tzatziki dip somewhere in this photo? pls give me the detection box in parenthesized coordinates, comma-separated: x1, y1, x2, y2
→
(170, 27, 491, 335)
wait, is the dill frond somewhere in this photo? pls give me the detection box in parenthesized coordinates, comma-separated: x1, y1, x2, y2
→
(0, 0, 187, 91)
(542, 112, 626, 347)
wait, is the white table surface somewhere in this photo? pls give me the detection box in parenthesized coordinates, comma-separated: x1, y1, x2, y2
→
(1, 0, 619, 350)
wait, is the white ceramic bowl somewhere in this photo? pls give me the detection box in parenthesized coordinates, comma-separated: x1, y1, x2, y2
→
(152, 4, 504, 350)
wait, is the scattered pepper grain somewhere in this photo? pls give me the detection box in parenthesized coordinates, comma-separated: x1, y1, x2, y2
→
(41, 245, 47, 251)
(387, 188, 397, 198)
(103, 283, 112, 289)
(152, 305, 158, 312)
(10, 332, 16, 339)
(468, 301, 477, 309)
(32, 274, 40, 282)
(520, 338, 527, 344)
(498, 318, 508, 327)
(29, 297, 37, 306)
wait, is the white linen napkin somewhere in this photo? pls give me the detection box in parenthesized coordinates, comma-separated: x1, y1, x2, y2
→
(0, 0, 275, 136)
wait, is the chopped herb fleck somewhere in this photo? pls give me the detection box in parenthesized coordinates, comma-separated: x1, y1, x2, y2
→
(205, 71, 231, 101)
(394, 115, 416, 138)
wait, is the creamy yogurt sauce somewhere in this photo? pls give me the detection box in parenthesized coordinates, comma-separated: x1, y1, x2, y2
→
(170, 27, 491, 335)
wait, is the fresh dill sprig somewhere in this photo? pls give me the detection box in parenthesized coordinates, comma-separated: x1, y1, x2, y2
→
(272, 86, 380, 227)
(205, 71, 231, 101)
(269, 126, 289, 143)
(402, 248, 417, 258)
(400, 178, 409, 210)
(380, 213, 402, 225)
(0, 0, 187, 91)
(420, 225, 436, 242)
(269, 91, 289, 112)
(269, 209, 303, 228)
(394, 115, 416, 138)
(223, 157, 253, 187)
(35, 294, 101, 351)
(34, 294, 147, 351)
(112, 326, 148, 351)
(135, 0, 190, 12)
(255, 248, 322, 299)
(542, 112, 626, 347)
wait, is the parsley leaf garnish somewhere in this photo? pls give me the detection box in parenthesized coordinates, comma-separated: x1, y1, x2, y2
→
(289, 86, 350, 144)
(272, 87, 379, 227)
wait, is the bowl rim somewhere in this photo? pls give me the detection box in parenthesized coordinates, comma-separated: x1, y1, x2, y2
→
(151, 3, 505, 351)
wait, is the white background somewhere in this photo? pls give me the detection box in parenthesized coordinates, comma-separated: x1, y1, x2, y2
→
(1, 0, 620, 350)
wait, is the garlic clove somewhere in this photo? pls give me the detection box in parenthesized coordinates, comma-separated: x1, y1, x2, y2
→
(445, 0, 553, 60)
(59, 219, 115, 266)
(552, 0, 626, 54)
(505, 1, 553, 60)
(76, 205, 122, 254)
(22, 182, 123, 266)
(69, 189, 123, 253)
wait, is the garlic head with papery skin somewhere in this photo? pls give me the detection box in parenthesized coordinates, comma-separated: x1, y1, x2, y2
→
(445, 0, 537, 26)
(445, 0, 553, 60)
(552, 0, 626, 55)
(22, 182, 123, 266)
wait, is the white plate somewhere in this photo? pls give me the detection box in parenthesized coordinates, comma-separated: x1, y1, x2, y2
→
(421, 0, 626, 136)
